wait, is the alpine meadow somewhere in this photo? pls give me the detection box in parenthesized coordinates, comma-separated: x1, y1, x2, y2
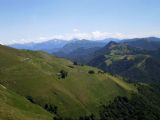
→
(1, 0, 160, 120)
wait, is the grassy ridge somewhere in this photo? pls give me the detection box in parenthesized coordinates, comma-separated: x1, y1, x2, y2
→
(0, 45, 137, 119)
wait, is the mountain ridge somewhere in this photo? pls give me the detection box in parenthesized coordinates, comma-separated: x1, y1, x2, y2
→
(88, 41, 160, 83)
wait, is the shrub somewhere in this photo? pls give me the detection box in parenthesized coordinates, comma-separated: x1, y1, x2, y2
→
(59, 70, 68, 79)
(26, 96, 35, 103)
(88, 70, 95, 74)
(44, 104, 58, 114)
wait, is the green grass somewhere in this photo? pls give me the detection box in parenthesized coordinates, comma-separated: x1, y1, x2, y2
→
(0, 45, 137, 119)
(0, 84, 53, 120)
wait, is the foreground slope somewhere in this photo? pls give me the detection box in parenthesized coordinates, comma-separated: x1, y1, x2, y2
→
(0, 45, 137, 119)
(0, 84, 53, 120)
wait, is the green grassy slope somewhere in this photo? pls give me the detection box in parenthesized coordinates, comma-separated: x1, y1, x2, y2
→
(0, 45, 137, 119)
(0, 84, 53, 120)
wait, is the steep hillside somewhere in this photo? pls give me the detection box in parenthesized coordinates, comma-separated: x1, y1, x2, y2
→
(99, 84, 160, 120)
(89, 42, 160, 83)
(54, 39, 106, 57)
(60, 47, 101, 64)
(0, 45, 137, 119)
(0, 84, 53, 120)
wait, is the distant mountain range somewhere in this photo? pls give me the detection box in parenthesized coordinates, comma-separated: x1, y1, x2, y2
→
(10, 37, 160, 54)
(121, 37, 160, 50)
(10, 39, 68, 53)
(9, 38, 120, 53)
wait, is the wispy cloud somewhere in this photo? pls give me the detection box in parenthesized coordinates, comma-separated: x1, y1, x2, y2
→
(38, 30, 127, 41)
(6, 30, 127, 44)
(5, 29, 160, 45)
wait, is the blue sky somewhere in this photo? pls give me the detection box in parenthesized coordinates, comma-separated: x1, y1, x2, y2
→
(0, 0, 160, 44)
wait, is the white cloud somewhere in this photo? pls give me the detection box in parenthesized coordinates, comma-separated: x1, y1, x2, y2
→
(1, 29, 160, 45)
(4, 28, 160, 44)
(5, 31, 128, 44)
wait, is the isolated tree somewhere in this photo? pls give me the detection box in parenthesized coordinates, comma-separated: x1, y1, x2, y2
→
(73, 61, 78, 65)
(88, 70, 95, 74)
